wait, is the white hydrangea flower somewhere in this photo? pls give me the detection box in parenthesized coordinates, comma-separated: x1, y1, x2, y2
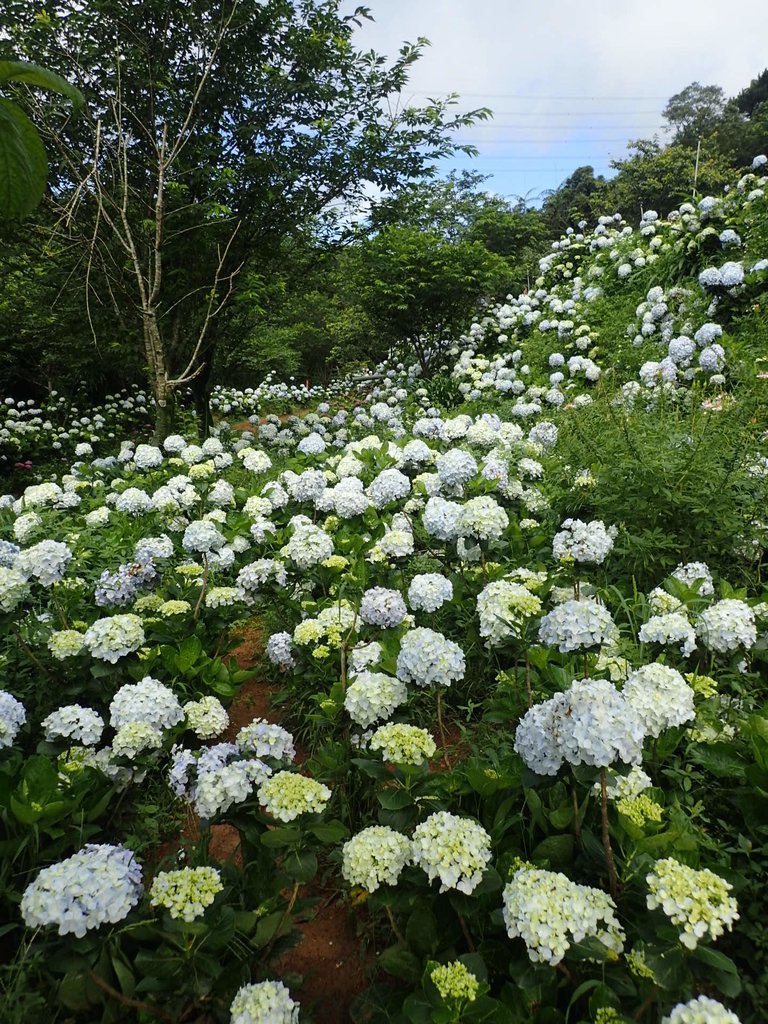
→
(422, 496, 462, 541)
(661, 996, 742, 1024)
(110, 676, 184, 730)
(477, 579, 542, 647)
(0, 690, 26, 748)
(16, 539, 73, 586)
(21, 844, 143, 938)
(359, 587, 407, 628)
(455, 495, 509, 541)
(407, 573, 453, 613)
(672, 561, 714, 595)
(237, 719, 296, 762)
(182, 519, 225, 554)
(435, 449, 478, 487)
(367, 468, 411, 508)
(266, 631, 295, 670)
(622, 664, 695, 737)
(112, 721, 164, 759)
(696, 599, 756, 653)
(41, 704, 103, 746)
(0, 565, 30, 612)
(281, 523, 334, 569)
(258, 771, 331, 821)
(396, 627, 465, 688)
(183, 696, 229, 739)
(411, 811, 491, 894)
(646, 858, 738, 950)
(515, 678, 646, 775)
(342, 825, 412, 892)
(83, 614, 145, 663)
(230, 980, 299, 1024)
(552, 518, 617, 564)
(538, 598, 616, 652)
(344, 672, 408, 727)
(502, 865, 625, 965)
(639, 612, 697, 657)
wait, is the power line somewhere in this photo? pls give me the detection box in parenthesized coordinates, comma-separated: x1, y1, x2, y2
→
(409, 91, 670, 100)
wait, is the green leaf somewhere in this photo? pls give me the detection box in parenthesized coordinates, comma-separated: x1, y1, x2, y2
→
(693, 945, 742, 998)
(405, 907, 439, 957)
(379, 945, 421, 983)
(531, 833, 574, 870)
(283, 848, 317, 882)
(688, 742, 747, 779)
(0, 97, 46, 218)
(309, 819, 350, 843)
(377, 788, 414, 810)
(0, 60, 84, 109)
(260, 826, 302, 848)
(175, 635, 203, 673)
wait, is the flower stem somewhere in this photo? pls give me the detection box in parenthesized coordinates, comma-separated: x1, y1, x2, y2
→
(436, 688, 451, 768)
(600, 768, 620, 901)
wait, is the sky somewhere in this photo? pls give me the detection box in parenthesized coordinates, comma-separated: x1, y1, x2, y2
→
(340, 0, 768, 205)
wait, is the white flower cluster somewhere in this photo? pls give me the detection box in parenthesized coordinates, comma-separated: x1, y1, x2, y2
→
(16, 539, 73, 586)
(237, 719, 296, 762)
(344, 671, 407, 727)
(552, 518, 617, 564)
(183, 695, 229, 739)
(47, 629, 86, 660)
(230, 980, 299, 1024)
(661, 996, 742, 1024)
(182, 519, 225, 554)
(258, 770, 331, 821)
(281, 522, 334, 569)
(646, 857, 739, 949)
(0, 690, 26, 748)
(359, 586, 408, 628)
(42, 704, 104, 746)
(109, 676, 184, 730)
(170, 743, 272, 820)
(368, 468, 411, 508)
(407, 573, 453, 612)
(396, 627, 466, 688)
(149, 866, 223, 921)
(477, 579, 542, 646)
(435, 449, 478, 487)
(538, 598, 616, 652)
(266, 631, 296, 670)
(21, 844, 143, 937)
(83, 614, 145, 663)
(672, 561, 714, 595)
(341, 825, 412, 892)
(696, 599, 756, 653)
(422, 496, 461, 540)
(456, 495, 509, 541)
(369, 722, 436, 765)
(622, 664, 696, 737)
(411, 811, 491, 894)
(0, 566, 30, 612)
(112, 721, 164, 760)
(639, 612, 697, 656)
(515, 678, 646, 775)
(502, 865, 625, 965)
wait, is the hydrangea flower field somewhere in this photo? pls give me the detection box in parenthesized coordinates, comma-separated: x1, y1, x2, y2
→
(2, 155, 768, 1024)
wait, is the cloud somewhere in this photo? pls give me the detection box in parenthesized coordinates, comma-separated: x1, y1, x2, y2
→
(340, 0, 768, 200)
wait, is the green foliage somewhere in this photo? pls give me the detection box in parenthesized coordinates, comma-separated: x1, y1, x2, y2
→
(0, 59, 83, 218)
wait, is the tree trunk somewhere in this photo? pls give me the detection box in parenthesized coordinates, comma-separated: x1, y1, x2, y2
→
(143, 313, 176, 443)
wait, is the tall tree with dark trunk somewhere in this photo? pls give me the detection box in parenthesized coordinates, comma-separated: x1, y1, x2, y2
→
(1, 1, 486, 437)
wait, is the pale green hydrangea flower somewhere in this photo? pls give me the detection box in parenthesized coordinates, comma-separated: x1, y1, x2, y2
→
(646, 858, 738, 949)
(150, 866, 223, 921)
(258, 771, 331, 821)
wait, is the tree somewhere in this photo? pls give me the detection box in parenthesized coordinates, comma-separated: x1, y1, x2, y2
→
(541, 165, 608, 234)
(352, 225, 510, 375)
(2, 1, 486, 436)
(606, 139, 732, 217)
(662, 82, 727, 147)
(735, 69, 768, 118)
